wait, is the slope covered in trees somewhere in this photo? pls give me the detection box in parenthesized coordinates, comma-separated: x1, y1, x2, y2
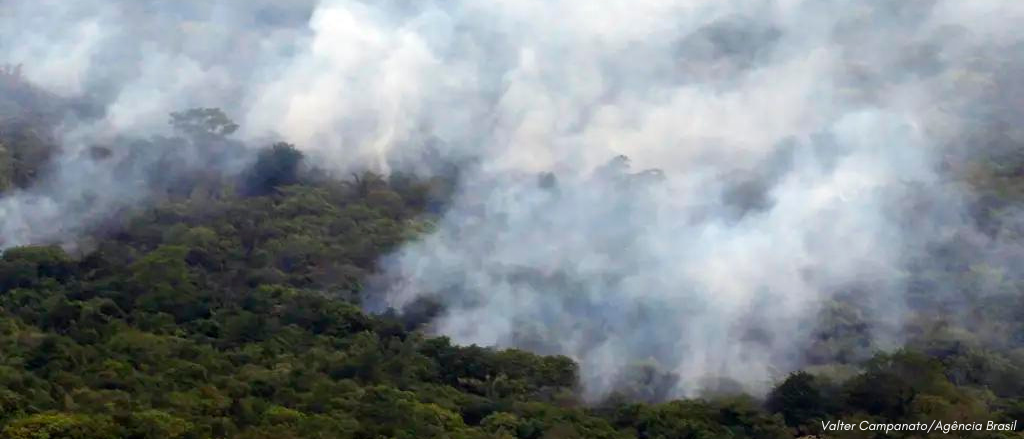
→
(2, 107, 1024, 438)
(3, 65, 1024, 436)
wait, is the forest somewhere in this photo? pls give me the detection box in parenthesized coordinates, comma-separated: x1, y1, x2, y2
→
(3, 62, 1024, 439)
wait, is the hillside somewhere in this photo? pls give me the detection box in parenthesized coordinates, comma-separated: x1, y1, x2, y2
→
(4, 0, 1024, 437)
(1, 106, 1024, 437)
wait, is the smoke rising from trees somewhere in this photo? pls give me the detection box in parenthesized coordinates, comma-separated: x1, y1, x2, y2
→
(3, 0, 1024, 399)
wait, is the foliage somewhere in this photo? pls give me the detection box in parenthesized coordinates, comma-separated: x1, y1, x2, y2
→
(3, 105, 1024, 438)
(170, 108, 240, 141)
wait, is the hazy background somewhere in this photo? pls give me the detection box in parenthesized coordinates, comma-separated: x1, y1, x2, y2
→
(3, 0, 1024, 399)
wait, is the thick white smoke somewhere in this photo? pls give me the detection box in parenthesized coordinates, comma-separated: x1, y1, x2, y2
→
(3, 0, 1024, 398)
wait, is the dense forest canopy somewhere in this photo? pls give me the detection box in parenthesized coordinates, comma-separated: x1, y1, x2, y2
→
(2, 76, 1024, 439)
(3, 0, 1024, 438)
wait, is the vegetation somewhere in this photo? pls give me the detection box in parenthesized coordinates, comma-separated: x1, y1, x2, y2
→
(3, 72, 1024, 437)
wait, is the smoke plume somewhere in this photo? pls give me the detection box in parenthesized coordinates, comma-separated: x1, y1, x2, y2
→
(3, 0, 1024, 398)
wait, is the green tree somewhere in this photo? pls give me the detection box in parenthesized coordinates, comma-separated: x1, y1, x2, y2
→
(766, 372, 829, 428)
(169, 107, 239, 140)
(2, 413, 122, 439)
(245, 142, 304, 196)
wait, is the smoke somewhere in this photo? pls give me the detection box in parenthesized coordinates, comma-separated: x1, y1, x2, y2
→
(360, 0, 1024, 399)
(3, 0, 1024, 398)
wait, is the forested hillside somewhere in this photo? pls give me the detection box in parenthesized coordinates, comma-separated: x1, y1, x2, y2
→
(4, 0, 1024, 437)
(3, 151, 1024, 439)
(3, 69, 1024, 437)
